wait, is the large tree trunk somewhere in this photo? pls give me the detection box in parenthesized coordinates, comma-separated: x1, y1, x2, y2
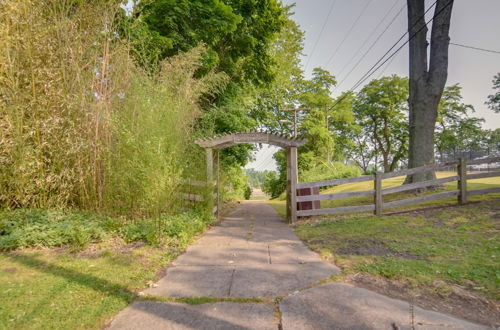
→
(404, 0, 454, 184)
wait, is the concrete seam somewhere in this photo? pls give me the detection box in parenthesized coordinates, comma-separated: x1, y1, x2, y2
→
(268, 245, 272, 264)
(227, 268, 236, 296)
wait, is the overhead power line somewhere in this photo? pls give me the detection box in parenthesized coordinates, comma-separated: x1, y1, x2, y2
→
(335, 0, 402, 79)
(335, 1, 406, 91)
(349, 0, 441, 92)
(450, 42, 500, 55)
(329, 0, 453, 110)
(304, 0, 338, 72)
(324, 0, 374, 68)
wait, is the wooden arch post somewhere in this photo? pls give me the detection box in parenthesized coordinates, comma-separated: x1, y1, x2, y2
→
(195, 132, 306, 223)
(286, 146, 298, 223)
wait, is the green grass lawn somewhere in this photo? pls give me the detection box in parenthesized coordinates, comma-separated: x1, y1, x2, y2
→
(0, 241, 178, 329)
(294, 197, 500, 326)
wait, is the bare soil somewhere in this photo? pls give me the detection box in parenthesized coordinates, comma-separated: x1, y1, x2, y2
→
(343, 272, 500, 328)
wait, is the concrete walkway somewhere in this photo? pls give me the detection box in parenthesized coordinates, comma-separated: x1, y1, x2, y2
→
(109, 201, 488, 330)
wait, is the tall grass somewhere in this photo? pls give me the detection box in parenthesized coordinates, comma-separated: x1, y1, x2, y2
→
(0, 0, 225, 217)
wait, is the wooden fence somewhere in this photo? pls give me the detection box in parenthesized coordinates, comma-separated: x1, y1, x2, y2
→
(296, 156, 500, 218)
(180, 179, 219, 216)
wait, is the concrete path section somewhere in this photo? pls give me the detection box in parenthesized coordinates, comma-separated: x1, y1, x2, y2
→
(109, 301, 276, 330)
(110, 201, 489, 329)
(145, 201, 340, 298)
(280, 283, 489, 330)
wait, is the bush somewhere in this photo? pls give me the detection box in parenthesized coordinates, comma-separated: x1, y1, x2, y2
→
(244, 185, 252, 200)
(0, 210, 109, 251)
(0, 209, 214, 251)
(300, 162, 361, 183)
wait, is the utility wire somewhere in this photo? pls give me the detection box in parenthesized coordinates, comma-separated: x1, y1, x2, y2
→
(450, 42, 500, 54)
(305, 0, 338, 72)
(324, 0, 374, 68)
(335, 1, 406, 91)
(335, 0, 402, 79)
(349, 0, 440, 92)
(376, 50, 399, 79)
(329, 0, 453, 111)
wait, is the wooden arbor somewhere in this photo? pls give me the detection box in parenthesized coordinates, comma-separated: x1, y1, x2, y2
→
(195, 132, 307, 222)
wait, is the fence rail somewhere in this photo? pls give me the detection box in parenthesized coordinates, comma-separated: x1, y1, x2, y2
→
(296, 157, 500, 218)
(180, 179, 218, 215)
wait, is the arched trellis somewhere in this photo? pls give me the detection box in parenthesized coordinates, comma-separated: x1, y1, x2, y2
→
(195, 132, 307, 222)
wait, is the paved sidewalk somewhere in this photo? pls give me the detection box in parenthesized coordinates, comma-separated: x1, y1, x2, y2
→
(109, 201, 488, 329)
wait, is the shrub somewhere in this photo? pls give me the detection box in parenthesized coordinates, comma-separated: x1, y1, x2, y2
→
(300, 162, 361, 183)
(0, 210, 109, 250)
(0, 209, 214, 251)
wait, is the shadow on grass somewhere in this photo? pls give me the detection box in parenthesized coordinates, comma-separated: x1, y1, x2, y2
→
(4, 250, 254, 329)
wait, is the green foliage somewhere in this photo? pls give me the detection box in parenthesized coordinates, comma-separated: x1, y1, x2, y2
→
(245, 169, 268, 188)
(0, 209, 213, 251)
(137, 0, 286, 87)
(220, 165, 250, 201)
(436, 84, 485, 161)
(353, 75, 409, 173)
(0, 1, 225, 216)
(486, 72, 500, 113)
(0, 210, 109, 250)
(262, 171, 283, 199)
(244, 185, 252, 200)
(299, 162, 362, 183)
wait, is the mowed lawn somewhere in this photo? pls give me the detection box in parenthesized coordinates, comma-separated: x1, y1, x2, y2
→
(0, 241, 177, 329)
(268, 174, 500, 326)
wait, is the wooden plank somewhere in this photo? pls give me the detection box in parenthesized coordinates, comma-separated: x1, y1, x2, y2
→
(296, 189, 374, 202)
(467, 187, 500, 196)
(382, 176, 458, 195)
(180, 193, 204, 202)
(374, 172, 382, 216)
(382, 162, 457, 179)
(466, 171, 500, 180)
(297, 204, 375, 217)
(467, 156, 500, 165)
(297, 174, 374, 189)
(383, 190, 459, 209)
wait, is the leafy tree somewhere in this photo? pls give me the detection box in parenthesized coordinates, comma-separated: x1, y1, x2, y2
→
(262, 171, 283, 199)
(405, 0, 454, 183)
(136, 0, 286, 87)
(482, 128, 500, 155)
(250, 15, 305, 134)
(353, 75, 409, 173)
(435, 84, 484, 161)
(486, 73, 500, 113)
(299, 68, 338, 163)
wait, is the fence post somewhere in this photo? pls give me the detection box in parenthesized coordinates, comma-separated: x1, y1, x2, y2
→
(374, 172, 383, 216)
(457, 157, 467, 204)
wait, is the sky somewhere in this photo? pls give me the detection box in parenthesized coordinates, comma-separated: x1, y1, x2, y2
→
(246, 0, 500, 172)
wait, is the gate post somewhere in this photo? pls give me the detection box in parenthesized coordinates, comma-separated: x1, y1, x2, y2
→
(286, 147, 298, 223)
(206, 148, 215, 215)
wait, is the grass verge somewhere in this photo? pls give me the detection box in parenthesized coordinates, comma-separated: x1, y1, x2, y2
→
(0, 208, 215, 329)
(294, 197, 500, 327)
(0, 240, 177, 329)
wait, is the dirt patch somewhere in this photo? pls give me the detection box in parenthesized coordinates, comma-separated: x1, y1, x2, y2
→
(343, 273, 500, 328)
(331, 238, 423, 260)
(3, 267, 17, 273)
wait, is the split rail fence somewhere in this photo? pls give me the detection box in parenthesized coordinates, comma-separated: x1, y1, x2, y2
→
(296, 156, 500, 218)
